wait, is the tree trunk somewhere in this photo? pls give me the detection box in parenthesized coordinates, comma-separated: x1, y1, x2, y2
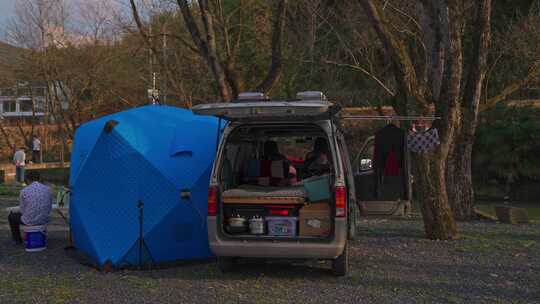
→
(446, 138, 475, 220)
(447, 0, 492, 220)
(256, 0, 287, 94)
(412, 152, 458, 239)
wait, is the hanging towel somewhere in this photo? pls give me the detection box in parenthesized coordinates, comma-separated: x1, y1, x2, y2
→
(408, 128, 441, 153)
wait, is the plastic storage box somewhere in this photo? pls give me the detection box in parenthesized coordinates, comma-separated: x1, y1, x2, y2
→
(266, 216, 298, 236)
(303, 174, 331, 202)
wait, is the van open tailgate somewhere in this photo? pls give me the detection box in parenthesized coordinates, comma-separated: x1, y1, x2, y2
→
(192, 101, 331, 120)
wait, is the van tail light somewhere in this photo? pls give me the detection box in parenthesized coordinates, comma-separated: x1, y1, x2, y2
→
(335, 186, 347, 217)
(208, 186, 218, 216)
(269, 209, 289, 216)
(267, 205, 294, 216)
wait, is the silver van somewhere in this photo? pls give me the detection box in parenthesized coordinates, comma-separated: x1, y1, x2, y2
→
(193, 92, 358, 276)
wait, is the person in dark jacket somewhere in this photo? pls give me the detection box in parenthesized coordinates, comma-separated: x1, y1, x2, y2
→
(305, 137, 331, 176)
(263, 141, 287, 161)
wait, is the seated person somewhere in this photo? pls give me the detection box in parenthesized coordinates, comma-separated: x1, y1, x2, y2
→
(305, 137, 331, 176)
(8, 171, 53, 245)
(263, 141, 287, 161)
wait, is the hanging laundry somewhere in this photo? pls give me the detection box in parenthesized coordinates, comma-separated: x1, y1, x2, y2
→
(373, 124, 407, 200)
(374, 124, 405, 176)
(383, 150, 401, 176)
(408, 128, 441, 153)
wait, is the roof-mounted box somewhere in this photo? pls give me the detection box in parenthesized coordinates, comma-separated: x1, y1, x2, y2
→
(236, 92, 270, 102)
(296, 91, 327, 102)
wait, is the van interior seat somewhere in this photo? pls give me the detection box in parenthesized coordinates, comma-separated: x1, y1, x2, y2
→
(242, 159, 290, 186)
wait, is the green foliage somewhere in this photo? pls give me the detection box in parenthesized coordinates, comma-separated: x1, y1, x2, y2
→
(473, 103, 540, 183)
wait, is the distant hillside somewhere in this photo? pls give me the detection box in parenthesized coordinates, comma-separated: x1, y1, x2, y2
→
(0, 41, 23, 85)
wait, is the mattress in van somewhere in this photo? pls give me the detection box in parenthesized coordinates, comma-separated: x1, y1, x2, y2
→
(222, 185, 307, 205)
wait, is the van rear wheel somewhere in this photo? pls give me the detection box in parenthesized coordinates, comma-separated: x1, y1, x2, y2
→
(332, 245, 349, 276)
(217, 256, 235, 272)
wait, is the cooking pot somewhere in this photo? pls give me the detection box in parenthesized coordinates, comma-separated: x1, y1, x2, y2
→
(228, 214, 247, 228)
(249, 216, 265, 235)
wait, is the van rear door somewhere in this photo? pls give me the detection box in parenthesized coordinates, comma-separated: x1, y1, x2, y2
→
(192, 101, 331, 120)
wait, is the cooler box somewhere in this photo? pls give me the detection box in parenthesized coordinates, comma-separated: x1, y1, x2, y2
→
(266, 216, 298, 236)
(299, 203, 331, 237)
(303, 174, 331, 202)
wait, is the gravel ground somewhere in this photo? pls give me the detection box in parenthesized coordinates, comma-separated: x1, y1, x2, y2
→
(0, 197, 539, 304)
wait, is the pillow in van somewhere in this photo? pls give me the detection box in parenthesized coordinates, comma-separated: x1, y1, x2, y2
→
(270, 161, 285, 178)
(243, 159, 261, 177)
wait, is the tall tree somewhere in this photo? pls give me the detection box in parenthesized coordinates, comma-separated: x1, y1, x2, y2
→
(445, 0, 492, 220)
(358, 0, 462, 239)
(129, 0, 288, 102)
(358, 0, 540, 238)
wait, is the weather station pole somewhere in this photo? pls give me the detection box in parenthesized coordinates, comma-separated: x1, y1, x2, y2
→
(162, 29, 167, 105)
(148, 22, 159, 105)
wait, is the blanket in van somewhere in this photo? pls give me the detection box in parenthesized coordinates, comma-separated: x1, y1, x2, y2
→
(222, 185, 307, 205)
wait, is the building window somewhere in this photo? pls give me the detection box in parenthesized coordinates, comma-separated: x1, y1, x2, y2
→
(20, 99, 33, 112)
(2, 88, 15, 96)
(17, 87, 31, 96)
(33, 87, 46, 97)
(4, 100, 17, 112)
(34, 98, 45, 112)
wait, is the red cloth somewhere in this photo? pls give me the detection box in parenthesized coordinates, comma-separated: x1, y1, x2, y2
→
(260, 160, 272, 177)
(287, 156, 305, 166)
(383, 150, 401, 176)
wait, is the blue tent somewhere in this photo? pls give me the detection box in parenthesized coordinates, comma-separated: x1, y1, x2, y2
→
(69, 105, 220, 268)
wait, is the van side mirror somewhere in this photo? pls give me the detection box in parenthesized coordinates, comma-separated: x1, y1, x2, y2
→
(360, 159, 372, 171)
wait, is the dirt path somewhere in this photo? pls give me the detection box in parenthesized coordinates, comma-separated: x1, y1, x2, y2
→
(0, 198, 538, 303)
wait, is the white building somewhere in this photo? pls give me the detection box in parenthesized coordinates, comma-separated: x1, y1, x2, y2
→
(0, 85, 47, 118)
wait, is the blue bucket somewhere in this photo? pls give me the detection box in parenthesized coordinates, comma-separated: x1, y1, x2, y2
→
(23, 225, 47, 252)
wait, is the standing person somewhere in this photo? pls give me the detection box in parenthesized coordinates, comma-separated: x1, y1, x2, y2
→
(32, 136, 41, 163)
(8, 171, 53, 245)
(13, 147, 26, 185)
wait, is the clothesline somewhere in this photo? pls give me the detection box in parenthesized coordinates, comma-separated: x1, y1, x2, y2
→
(340, 115, 441, 121)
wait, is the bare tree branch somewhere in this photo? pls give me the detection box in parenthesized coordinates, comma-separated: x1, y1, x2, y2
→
(463, 0, 492, 108)
(418, 0, 445, 102)
(177, 0, 232, 101)
(481, 63, 540, 111)
(358, 0, 426, 115)
(320, 59, 396, 96)
(256, 0, 288, 94)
